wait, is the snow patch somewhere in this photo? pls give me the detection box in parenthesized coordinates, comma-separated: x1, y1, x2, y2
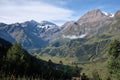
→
(109, 14, 114, 17)
(37, 25, 49, 29)
(102, 11, 115, 17)
(102, 11, 109, 16)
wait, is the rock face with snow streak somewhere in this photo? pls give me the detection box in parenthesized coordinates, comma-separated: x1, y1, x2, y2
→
(38, 21, 61, 41)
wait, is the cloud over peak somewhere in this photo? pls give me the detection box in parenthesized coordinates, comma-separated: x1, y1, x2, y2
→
(62, 33, 87, 39)
(0, 0, 74, 25)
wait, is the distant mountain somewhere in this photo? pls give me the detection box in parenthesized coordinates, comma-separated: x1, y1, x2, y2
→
(21, 20, 61, 41)
(0, 9, 120, 56)
(60, 9, 113, 39)
(77, 9, 112, 23)
(39, 9, 120, 62)
(37, 21, 61, 41)
(0, 20, 61, 52)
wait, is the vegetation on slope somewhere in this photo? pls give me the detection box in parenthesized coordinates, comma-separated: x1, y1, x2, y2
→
(0, 37, 81, 80)
(39, 37, 111, 62)
(107, 40, 120, 80)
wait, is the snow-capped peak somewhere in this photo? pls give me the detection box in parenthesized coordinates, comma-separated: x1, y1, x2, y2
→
(40, 21, 56, 26)
(37, 21, 57, 29)
(37, 24, 54, 29)
(102, 11, 114, 17)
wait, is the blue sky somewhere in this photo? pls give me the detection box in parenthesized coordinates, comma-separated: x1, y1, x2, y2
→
(0, 0, 120, 25)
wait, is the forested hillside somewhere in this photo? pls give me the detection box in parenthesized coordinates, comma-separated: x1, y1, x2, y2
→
(0, 37, 81, 80)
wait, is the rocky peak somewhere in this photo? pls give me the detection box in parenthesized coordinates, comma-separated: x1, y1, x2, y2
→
(36, 21, 59, 30)
(77, 9, 110, 24)
(115, 10, 120, 19)
(83, 9, 104, 17)
(30, 20, 39, 25)
(61, 21, 75, 28)
(0, 23, 7, 27)
(22, 20, 39, 27)
(40, 21, 56, 26)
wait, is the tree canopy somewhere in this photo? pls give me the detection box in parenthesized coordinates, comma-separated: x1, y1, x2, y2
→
(107, 40, 120, 80)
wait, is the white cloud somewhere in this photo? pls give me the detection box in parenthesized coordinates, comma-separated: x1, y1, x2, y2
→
(0, 0, 74, 25)
(62, 33, 87, 39)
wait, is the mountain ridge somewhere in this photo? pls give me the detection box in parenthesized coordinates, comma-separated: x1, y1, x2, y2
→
(0, 9, 120, 54)
(38, 9, 120, 62)
(0, 20, 61, 52)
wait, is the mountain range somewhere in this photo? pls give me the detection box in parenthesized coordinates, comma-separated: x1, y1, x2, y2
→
(0, 20, 61, 52)
(0, 9, 120, 60)
(38, 9, 120, 61)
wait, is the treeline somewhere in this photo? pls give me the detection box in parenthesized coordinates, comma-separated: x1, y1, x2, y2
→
(0, 37, 81, 80)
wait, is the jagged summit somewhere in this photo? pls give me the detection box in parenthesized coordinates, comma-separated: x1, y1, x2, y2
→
(40, 21, 56, 26)
(77, 9, 112, 24)
(61, 21, 75, 28)
(38, 21, 58, 29)
(80, 9, 105, 18)
(115, 10, 120, 19)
